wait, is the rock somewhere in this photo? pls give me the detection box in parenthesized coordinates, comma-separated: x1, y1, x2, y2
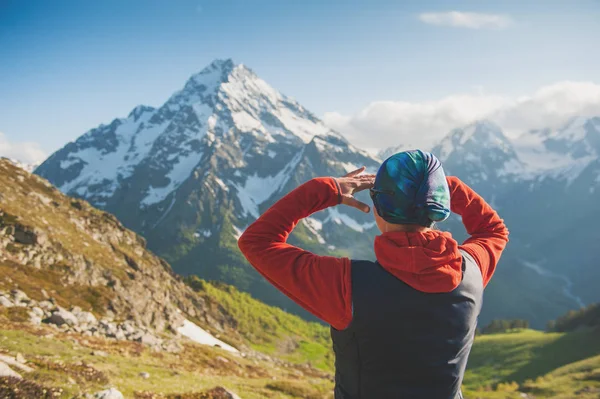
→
(12, 225, 37, 245)
(0, 295, 14, 307)
(15, 353, 25, 364)
(215, 356, 229, 363)
(162, 340, 183, 353)
(138, 371, 150, 379)
(0, 361, 22, 379)
(75, 310, 97, 325)
(10, 289, 29, 304)
(29, 310, 43, 325)
(0, 354, 33, 372)
(30, 307, 44, 317)
(38, 300, 55, 310)
(134, 333, 160, 346)
(45, 307, 79, 326)
(203, 386, 242, 399)
(91, 350, 108, 357)
(93, 388, 124, 399)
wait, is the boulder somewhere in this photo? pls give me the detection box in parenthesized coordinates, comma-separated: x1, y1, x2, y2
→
(93, 388, 124, 399)
(10, 289, 29, 304)
(0, 295, 14, 307)
(0, 361, 22, 379)
(30, 307, 44, 317)
(204, 386, 242, 399)
(136, 333, 161, 346)
(75, 310, 97, 325)
(0, 354, 34, 373)
(37, 300, 55, 310)
(28, 312, 42, 325)
(45, 307, 79, 327)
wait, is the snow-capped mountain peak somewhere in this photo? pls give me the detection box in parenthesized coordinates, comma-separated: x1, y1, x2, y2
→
(36, 59, 347, 208)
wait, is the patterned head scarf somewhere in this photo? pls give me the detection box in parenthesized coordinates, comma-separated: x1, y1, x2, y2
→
(371, 150, 450, 227)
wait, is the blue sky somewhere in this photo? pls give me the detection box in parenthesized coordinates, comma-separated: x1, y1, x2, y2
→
(1, 0, 600, 160)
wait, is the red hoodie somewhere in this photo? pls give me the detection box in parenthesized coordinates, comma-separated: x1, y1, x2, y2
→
(238, 176, 509, 330)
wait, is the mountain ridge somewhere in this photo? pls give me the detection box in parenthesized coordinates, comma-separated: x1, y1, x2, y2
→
(34, 59, 600, 328)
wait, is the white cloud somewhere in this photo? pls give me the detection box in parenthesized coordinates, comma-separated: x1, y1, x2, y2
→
(322, 81, 600, 151)
(0, 132, 47, 165)
(494, 81, 600, 136)
(418, 11, 513, 29)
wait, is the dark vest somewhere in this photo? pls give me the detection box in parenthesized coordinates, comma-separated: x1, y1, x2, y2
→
(331, 251, 483, 399)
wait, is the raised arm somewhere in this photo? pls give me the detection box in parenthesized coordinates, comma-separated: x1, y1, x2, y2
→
(238, 169, 374, 330)
(447, 176, 509, 286)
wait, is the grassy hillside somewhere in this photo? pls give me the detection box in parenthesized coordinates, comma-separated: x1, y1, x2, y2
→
(185, 278, 600, 398)
(0, 319, 334, 399)
(463, 329, 600, 398)
(186, 277, 334, 371)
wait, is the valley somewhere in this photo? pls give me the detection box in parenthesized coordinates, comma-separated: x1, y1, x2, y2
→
(1, 157, 599, 397)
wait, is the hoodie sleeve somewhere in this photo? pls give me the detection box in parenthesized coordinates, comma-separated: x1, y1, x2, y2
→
(238, 177, 353, 330)
(446, 176, 509, 286)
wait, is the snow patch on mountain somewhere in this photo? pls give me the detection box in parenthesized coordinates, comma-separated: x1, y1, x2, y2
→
(233, 150, 303, 218)
(543, 155, 596, 185)
(512, 116, 599, 182)
(324, 208, 376, 232)
(60, 116, 167, 200)
(142, 151, 204, 206)
(218, 63, 331, 144)
(232, 225, 244, 241)
(177, 319, 239, 353)
(194, 229, 212, 238)
(303, 218, 326, 244)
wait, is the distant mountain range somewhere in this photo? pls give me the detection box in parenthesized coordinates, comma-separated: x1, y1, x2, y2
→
(35, 59, 600, 327)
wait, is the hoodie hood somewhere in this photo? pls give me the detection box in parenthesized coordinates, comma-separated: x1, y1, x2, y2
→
(374, 230, 463, 293)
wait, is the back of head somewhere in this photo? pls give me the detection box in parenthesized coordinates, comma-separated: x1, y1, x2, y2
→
(371, 150, 450, 228)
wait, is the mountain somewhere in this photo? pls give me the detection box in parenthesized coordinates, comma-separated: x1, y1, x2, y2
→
(0, 158, 336, 398)
(4, 158, 600, 398)
(35, 59, 381, 319)
(425, 118, 600, 327)
(34, 57, 600, 328)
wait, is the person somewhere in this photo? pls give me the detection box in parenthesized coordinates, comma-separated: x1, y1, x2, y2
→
(238, 150, 509, 399)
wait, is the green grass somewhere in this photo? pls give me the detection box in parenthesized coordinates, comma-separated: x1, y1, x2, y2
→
(463, 328, 600, 398)
(186, 277, 334, 372)
(0, 322, 334, 399)
(3, 313, 600, 398)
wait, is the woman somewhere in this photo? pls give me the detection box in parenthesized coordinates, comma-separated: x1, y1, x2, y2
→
(238, 150, 509, 399)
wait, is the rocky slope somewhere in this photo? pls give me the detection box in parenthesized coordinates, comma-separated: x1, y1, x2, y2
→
(35, 59, 380, 319)
(0, 158, 243, 350)
(0, 158, 336, 397)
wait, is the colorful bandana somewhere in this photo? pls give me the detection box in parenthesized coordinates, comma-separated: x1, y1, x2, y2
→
(371, 150, 450, 227)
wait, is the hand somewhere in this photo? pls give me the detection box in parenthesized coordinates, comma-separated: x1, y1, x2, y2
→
(335, 166, 375, 213)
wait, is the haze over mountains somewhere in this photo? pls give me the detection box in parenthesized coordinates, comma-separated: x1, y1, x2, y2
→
(34, 59, 600, 328)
